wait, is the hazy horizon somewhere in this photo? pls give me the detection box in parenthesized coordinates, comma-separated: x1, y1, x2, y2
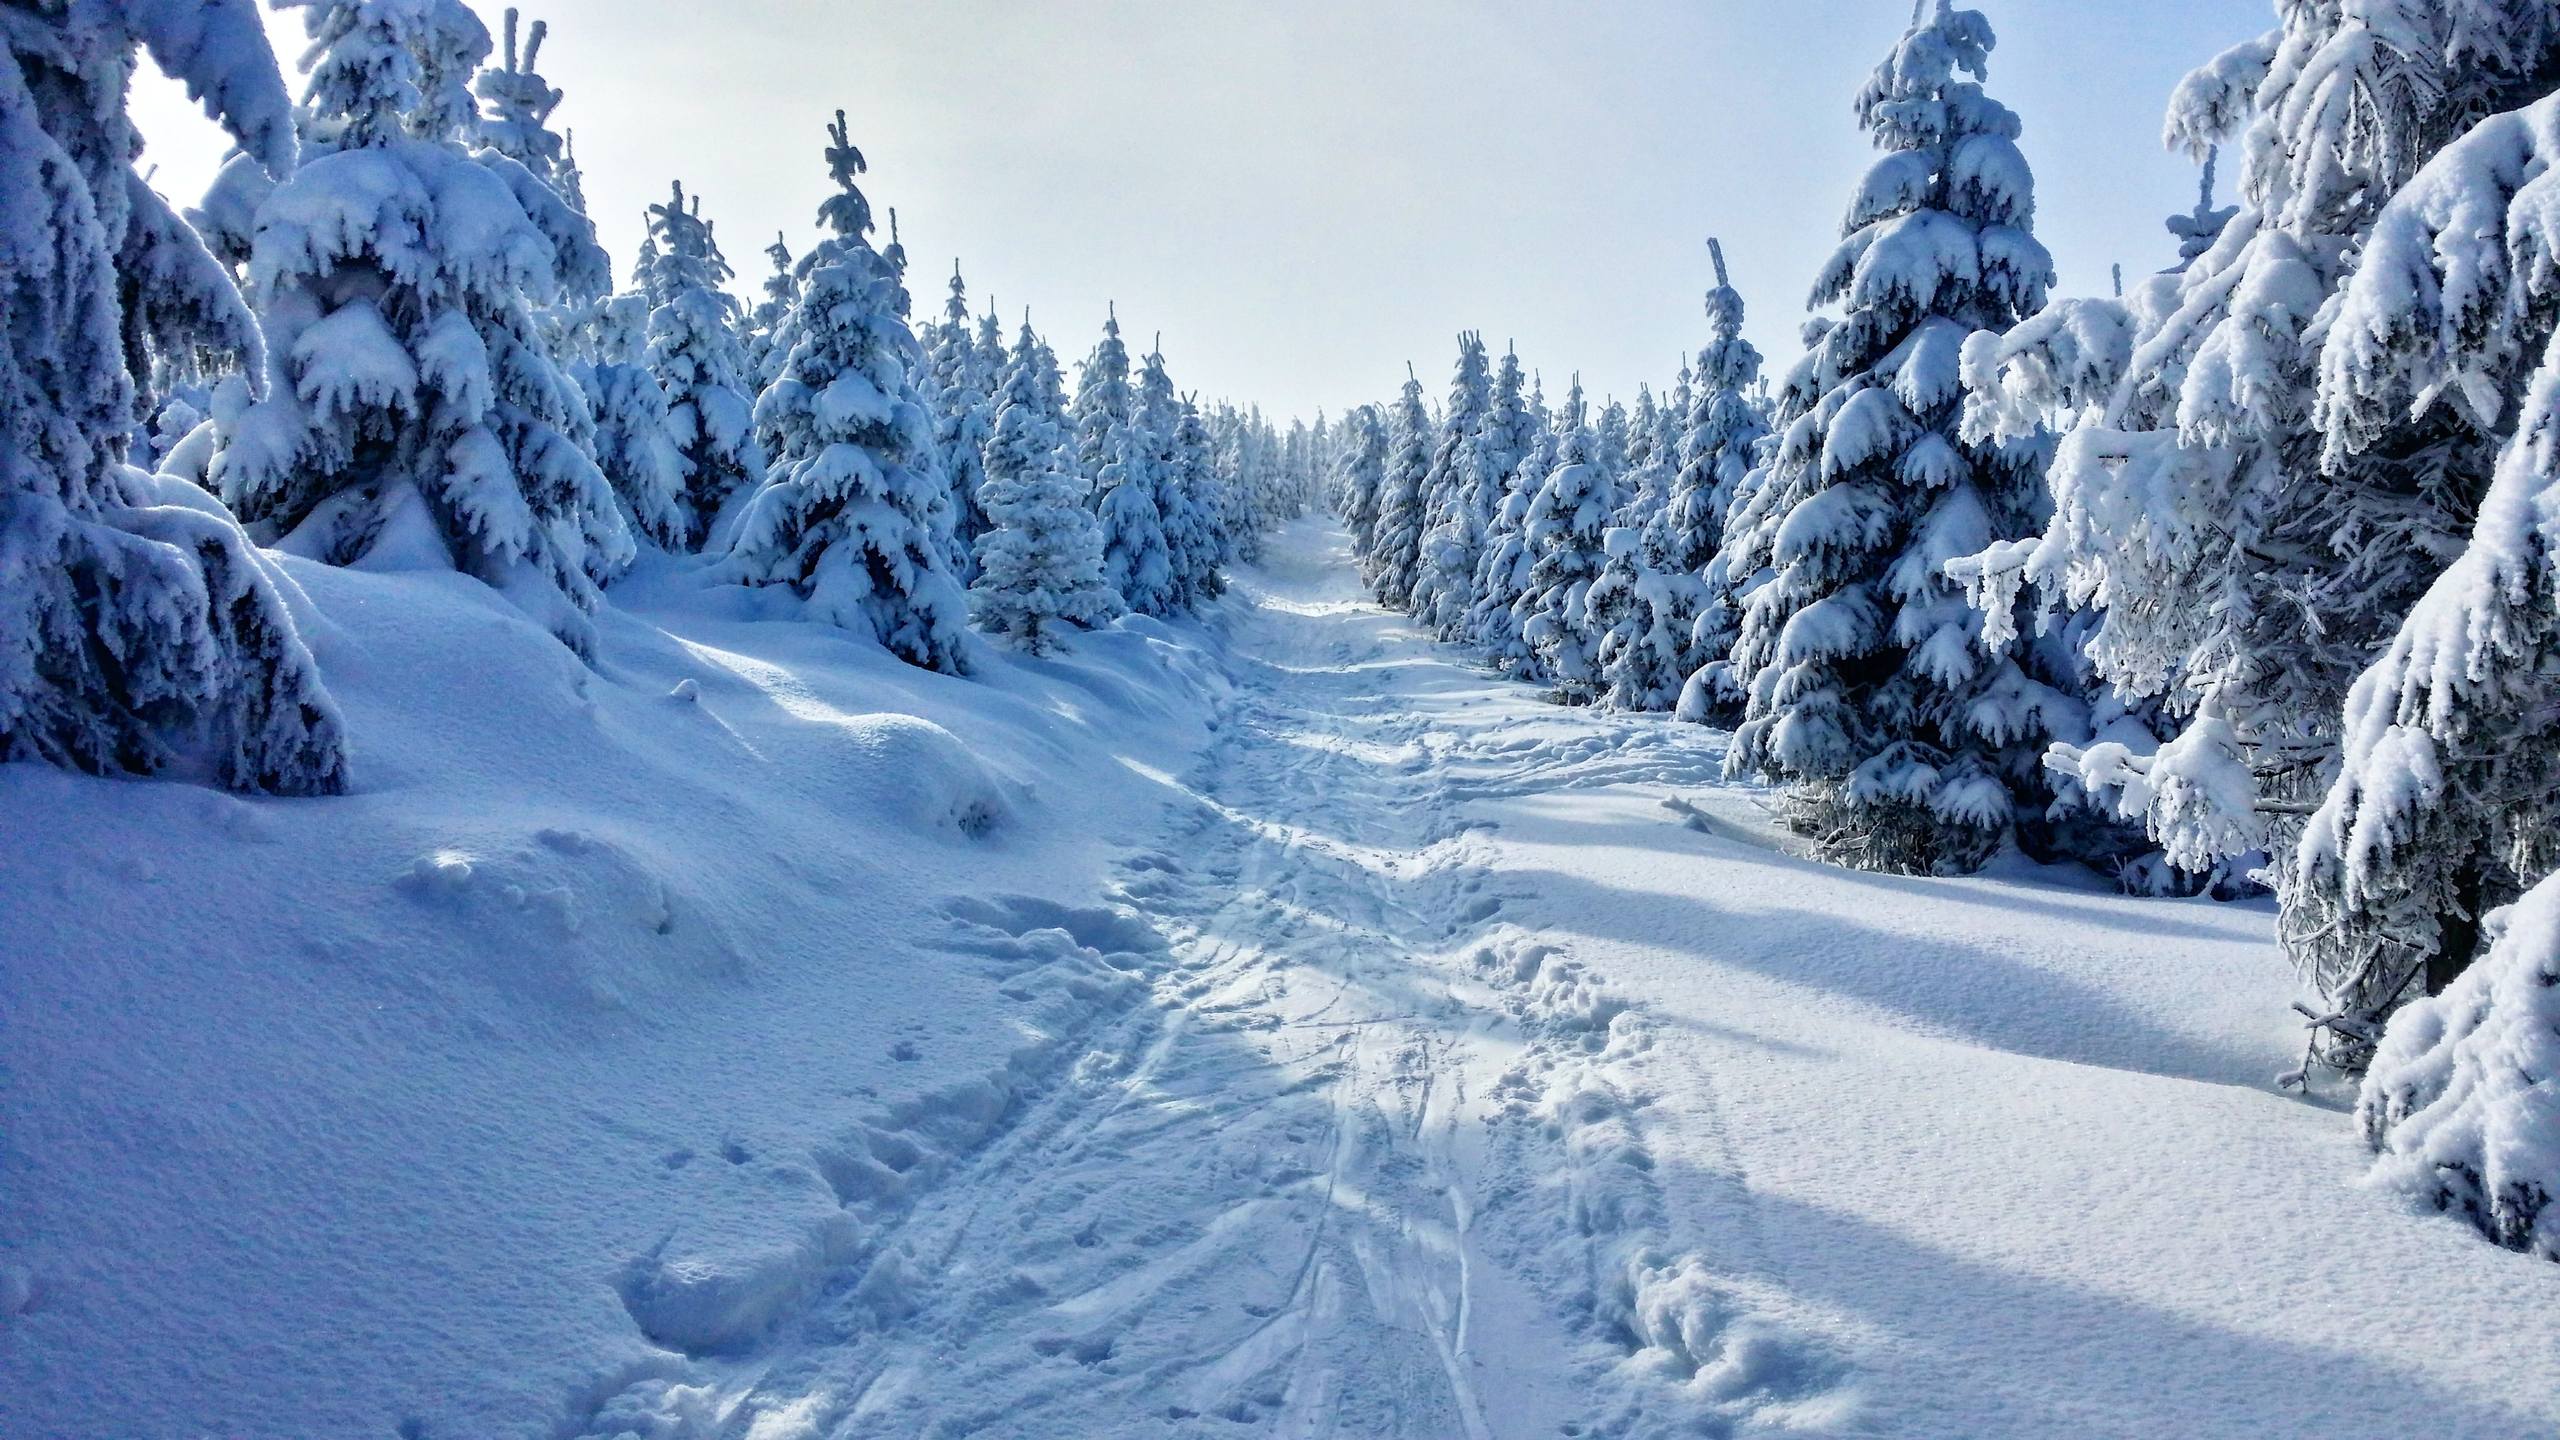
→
(132, 0, 2268, 423)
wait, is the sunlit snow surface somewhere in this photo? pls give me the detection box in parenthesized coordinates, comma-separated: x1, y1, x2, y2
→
(6, 519, 2556, 1438)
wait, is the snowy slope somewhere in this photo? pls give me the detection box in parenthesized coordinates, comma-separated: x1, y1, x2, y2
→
(8, 519, 2558, 1439)
(0, 552, 1229, 1438)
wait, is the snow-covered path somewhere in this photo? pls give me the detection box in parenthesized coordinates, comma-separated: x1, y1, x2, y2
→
(591, 518, 1848, 1437)
(585, 516, 2560, 1440)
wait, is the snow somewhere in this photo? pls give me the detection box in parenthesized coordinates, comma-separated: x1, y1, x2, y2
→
(2361, 873, 2560, 1261)
(8, 515, 2557, 1439)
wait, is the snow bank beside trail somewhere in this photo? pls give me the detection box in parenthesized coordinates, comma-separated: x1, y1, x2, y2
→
(0, 554, 1230, 1440)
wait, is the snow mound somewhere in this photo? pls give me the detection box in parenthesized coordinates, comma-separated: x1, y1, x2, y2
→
(834, 712, 1015, 839)
(392, 825, 729, 1010)
(615, 1198, 866, 1357)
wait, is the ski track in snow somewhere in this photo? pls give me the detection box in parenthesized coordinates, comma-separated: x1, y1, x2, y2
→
(579, 525, 1856, 1440)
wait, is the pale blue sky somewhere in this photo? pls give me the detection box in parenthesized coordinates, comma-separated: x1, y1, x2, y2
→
(135, 0, 2270, 422)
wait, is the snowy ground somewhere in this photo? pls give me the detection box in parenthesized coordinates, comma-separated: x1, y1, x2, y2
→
(7, 517, 2559, 1439)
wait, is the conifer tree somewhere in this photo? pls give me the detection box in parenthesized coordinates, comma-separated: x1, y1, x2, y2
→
(1517, 381, 1615, 699)
(469, 8, 605, 314)
(975, 304, 1008, 385)
(1467, 380, 1555, 673)
(925, 262, 993, 579)
(2, 0, 347, 793)
(470, 9, 678, 554)
(645, 181, 763, 546)
(1593, 397, 1631, 496)
(2283, 87, 2560, 1074)
(1225, 407, 1278, 564)
(2163, 146, 2237, 272)
(2358, 872, 2560, 1262)
(744, 231, 797, 393)
(1410, 334, 1494, 636)
(1333, 404, 1389, 562)
(729, 111, 969, 673)
(1280, 417, 1315, 521)
(1662, 356, 1695, 482)
(970, 319, 1119, 652)
(1957, 3, 2560, 1047)
(1593, 378, 1696, 710)
(1069, 308, 1133, 501)
(1163, 395, 1230, 608)
(1617, 385, 1667, 527)
(1456, 350, 1539, 642)
(1588, 527, 1689, 710)
(579, 293, 688, 547)
(1101, 340, 1179, 616)
(1671, 239, 1775, 725)
(1474, 347, 1540, 527)
(214, 0, 633, 656)
(1724, 5, 2077, 874)
(1366, 368, 1432, 608)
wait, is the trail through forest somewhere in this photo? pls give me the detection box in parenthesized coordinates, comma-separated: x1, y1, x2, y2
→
(604, 518, 1850, 1437)
(576, 517, 2560, 1440)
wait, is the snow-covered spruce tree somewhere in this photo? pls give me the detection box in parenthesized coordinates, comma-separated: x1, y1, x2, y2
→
(1333, 403, 1388, 560)
(1410, 333, 1494, 637)
(1603, 246, 1779, 717)
(1956, 5, 2560, 1054)
(1099, 338, 1177, 616)
(1163, 395, 1230, 608)
(1662, 357, 1695, 482)
(1075, 322, 1172, 614)
(468, 8, 684, 555)
(975, 304, 1007, 386)
(1588, 523, 1690, 711)
(2164, 145, 2238, 273)
(1201, 406, 1243, 562)
(472, 15, 669, 551)
(2281, 90, 2560, 1072)
(2, 0, 347, 794)
(1724, 5, 2077, 874)
(1945, 180, 2253, 897)
(1592, 397, 1631, 496)
(1226, 407, 1281, 565)
(1516, 380, 1616, 701)
(1365, 368, 1432, 608)
(744, 231, 797, 394)
(1691, 320, 1828, 729)
(1456, 349, 1539, 643)
(471, 9, 600, 279)
(1474, 347, 1539, 526)
(1467, 378, 1555, 672)
(645, 180, 762, 547)
(997, 314, 1070, 464)
(729, 111, 969, 674)
(970, 317, 1120, 653)
(1616, 385, 1667, 527)
(468, 5, 605, 317)
(1068, 307, 1132, 495)
(924, 262, 992, 579)
(1059, 314, 1157, 616)
(578, 292, 688, 547)
(1670, 239, 1774, 724)
(2357, 871, 2560, 1261)
(213, 0, 632, 655)
(1278, 417, 1314, 522)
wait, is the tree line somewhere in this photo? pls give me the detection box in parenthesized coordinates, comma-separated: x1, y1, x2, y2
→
(1332, 1, 2560, 1261)
(2, 0, 1321, 798)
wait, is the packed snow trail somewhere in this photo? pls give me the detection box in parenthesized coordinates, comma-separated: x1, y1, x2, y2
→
(580, 516, 2560, 1440)
(581, 517, 1853, 1438)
